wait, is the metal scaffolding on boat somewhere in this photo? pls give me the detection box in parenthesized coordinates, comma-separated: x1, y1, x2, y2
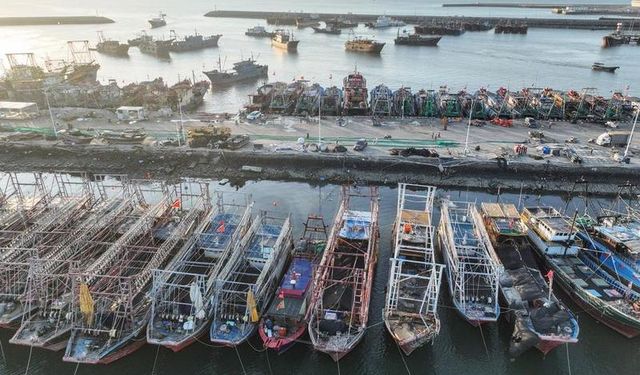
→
(384, 183, 444, 355)
(62, 181, 209, 364)
(147, 191, 252, 350)
(438, 200, 500, 326)
(209, 210, 292, 346)
(308, 186, 379, 361)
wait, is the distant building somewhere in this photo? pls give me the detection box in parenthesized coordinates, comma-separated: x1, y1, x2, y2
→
(633, 0, 640, 8)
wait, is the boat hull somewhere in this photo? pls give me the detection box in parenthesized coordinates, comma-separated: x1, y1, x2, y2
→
(258, 322, 306, 354)
(204, 66, 268, 86)
(272, 40, 299, 51)
(383, 319, 436, 356)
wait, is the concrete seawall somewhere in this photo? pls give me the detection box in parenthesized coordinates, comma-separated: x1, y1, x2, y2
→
(203, 10, 636, 30)
(0, 16, 115, 26)
(0, 142, 635, 196)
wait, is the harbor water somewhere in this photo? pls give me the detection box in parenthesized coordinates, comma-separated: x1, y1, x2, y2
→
(1, 1, 638, 113)
(0, 177, 639, 375)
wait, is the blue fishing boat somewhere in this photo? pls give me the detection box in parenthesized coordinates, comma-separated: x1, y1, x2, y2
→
(437, 200, 501, 326)
(209, 211, 292, 346)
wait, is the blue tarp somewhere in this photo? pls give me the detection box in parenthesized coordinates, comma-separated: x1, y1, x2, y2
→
(339, 210, 372, 240)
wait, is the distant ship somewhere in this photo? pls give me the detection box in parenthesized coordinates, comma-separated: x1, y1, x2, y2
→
(394, 31, 441, 46)
(168, 30, 221, 52)
(365, 15, 406, 29)
(203, 57, 268, 86)
(127, 32, 152, 47)
(345, 37, 385, 53)
(271, 30, 299, 51)
(148, 12, 167, 29)
(95, 31, 129, 57)
(312, 24, 341, 35)
(592, 62, 619, 73)
(139, 37, 174, 58)
(246, 26, 274, 38)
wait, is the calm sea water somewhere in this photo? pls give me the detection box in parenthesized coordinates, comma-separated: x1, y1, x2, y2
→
(0, 177, 639, 375)
(1, 1, 638, 113)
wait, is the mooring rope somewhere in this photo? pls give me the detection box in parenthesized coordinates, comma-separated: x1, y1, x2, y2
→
(72, 362, 80, 375)
(151, 345, 160, 375)
(234, 345, 247, 375)
(24, 345, 33, 375)
(336, 358, 341, 375)
(0, 338, 6, 363)
(395, 341, 412, 375)
(566, 343, 572, 375)
(265, 348, 274, 375)
(478, 322, 490, 360)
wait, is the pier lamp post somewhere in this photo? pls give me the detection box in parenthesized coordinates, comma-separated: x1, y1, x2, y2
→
(43, 88, 58, 139)
(464, 98, 474, 155)
(623, 108, 639, 160)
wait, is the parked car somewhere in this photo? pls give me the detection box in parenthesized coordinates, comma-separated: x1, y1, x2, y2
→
(353, 138, 368, 151)
(246, 111, 263, 121)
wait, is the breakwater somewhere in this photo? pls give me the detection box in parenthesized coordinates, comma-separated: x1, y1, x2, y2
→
(0, 16, 115, 26)
(441, 2, 620, 9)
(204, 10, 635, 30)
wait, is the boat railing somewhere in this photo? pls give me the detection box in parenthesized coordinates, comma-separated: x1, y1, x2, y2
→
(578, 250, 640, 301)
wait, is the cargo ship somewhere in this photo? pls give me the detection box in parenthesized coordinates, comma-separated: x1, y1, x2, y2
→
(271, 30, 299, 52)
(345, 36, 385, 53)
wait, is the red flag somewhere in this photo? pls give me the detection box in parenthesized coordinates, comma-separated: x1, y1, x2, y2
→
(171, 199, 181, 209)
(545, 270, 554, 281)
(216, 220, 225, 233)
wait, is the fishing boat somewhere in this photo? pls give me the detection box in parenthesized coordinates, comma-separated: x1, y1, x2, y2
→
(592, 62, 620, 73)
(295, 83, 324, 115)
(95, 31, 129, 57)
(383, 184, 444, 356)
(365, 16, 406, 29)
(392, 87, 416, 117)
(415, 22, 464, 36)
(437, 200, 500, 326)
(147, 192, 252, 351)
(296, 17, 320, 28)
(168, 30, 222, 52)
(245, 26, 274, 38)
(63, 184, 209, 364)
(345, 36, 385, 53)
(575, 229, 640, 337)
(97, 129, 147, 145)
(138, 37, 173, 58)
(326, 17, 358, 29)
(209, 211, 293, 346)
(438, 86, 462, 117)
(394, 31, 441, 46)
(370, 84, 393, 116)
(342, 70, 369, 115)
(312, 24, 341, 35)
(259, 215, 328, 354)
(0, 175, 93, 328)
(127, 32, 152, 47)
(481, 203, 579, 356)
(415, 89, 439, 117)
(308, 186, 379, 361)
(9, 178, 142, 350)
(203, 57, 268, 86)
(148, 12, 167, 29)
(271, 30, 299, 52)
(320, 86, 343, 115)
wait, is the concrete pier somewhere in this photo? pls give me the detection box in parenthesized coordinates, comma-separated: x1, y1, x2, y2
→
(0, 16, 115, 27)
(204, 10, 636, 30)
